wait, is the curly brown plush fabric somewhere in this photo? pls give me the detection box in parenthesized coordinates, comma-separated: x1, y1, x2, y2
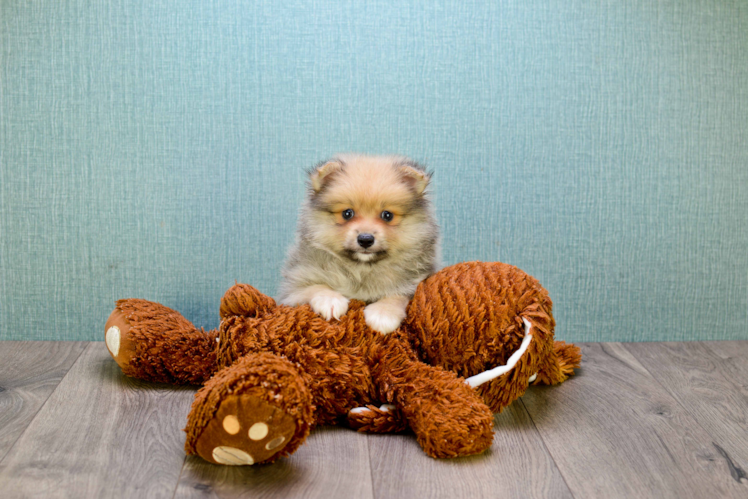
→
(405, 262, 574, 413)
(104, 261, 581, 464)
(185, 353, 314, 464)
(108, 299, 217, 385)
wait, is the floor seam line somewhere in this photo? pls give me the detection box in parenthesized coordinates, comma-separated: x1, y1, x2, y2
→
(171, 455, 189, 498)
(0, 341, 89, 467)
(367, 434, 377, 499)
(519, 393, 576, 498)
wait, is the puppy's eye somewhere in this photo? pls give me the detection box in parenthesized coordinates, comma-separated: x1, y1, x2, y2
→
(380, 210, 394, 222)
(342, 209, 355, 220)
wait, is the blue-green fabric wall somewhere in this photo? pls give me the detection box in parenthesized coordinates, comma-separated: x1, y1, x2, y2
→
(1, 1, 746, 342)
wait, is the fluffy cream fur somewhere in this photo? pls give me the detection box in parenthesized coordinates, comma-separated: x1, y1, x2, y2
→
(278, 154, 440, 333)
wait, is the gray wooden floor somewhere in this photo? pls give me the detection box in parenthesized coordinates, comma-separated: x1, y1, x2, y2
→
(0, 341, 747, 498)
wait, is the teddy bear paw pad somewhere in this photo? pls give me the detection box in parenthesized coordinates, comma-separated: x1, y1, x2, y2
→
(105, 326, 120, 356)
(196, 394, 297, 466)
(104, 307, 137, 370)
(212, 446, 254, 465)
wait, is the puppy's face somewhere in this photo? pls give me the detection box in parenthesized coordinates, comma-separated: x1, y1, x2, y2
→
(304, 155, 433, 264)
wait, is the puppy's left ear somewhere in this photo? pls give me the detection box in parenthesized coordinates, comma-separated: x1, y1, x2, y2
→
(309, 160, 343, 192)
(398, 164, 431, 195)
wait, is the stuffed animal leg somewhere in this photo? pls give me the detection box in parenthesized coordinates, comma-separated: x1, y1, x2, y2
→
(105, 299, 218, 385)
(184, 352, 314, 465)
(366, 334, 495, 458)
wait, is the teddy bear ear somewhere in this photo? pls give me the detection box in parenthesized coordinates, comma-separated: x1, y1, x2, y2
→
(397, 163, 431, 195)
(309, 160, 343, 193)
(220, 283, 276, 319)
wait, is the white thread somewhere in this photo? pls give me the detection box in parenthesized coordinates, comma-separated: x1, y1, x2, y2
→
(465, 317, 533, 388)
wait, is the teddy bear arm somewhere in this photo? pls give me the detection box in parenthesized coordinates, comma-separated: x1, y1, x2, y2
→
(388, 362, 494, 458)
(371, 340, 495, 458)
(105, 299, 219, 384)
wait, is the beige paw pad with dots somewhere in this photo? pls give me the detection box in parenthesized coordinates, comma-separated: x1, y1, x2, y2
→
(248, 422, 269, 440)
(223, 415, 241, 435)
(212, 446, 255, 466)
(195, 394, 298, 466)
(265, 435, 286, 451)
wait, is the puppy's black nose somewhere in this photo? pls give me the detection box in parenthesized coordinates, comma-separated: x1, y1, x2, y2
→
(357, 233, 375, 249)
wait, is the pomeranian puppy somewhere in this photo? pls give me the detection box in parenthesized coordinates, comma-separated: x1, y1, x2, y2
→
(278, 154, 440, 334)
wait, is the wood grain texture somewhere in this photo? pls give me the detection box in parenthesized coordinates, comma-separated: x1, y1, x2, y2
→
(522, 343, 748, 498)
(0, 341, 87, 462)
(0, 342, 196, 498)
(703, 340, 748, 380)
(175, 426, 374, 498)
(368, 402, 572, 498)
(626, 341, 748, 488)
(3, 340, 748, 498)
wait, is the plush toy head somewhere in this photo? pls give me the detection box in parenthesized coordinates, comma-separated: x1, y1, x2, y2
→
(404, 261, 579, 412)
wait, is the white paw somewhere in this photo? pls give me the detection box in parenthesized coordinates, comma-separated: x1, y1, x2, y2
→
(310, 291, 349, 320)
(364, 301, 406, 334)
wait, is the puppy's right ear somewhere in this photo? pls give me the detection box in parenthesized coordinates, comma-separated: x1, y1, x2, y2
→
(309, 160, 343, 192)
(398, 164, 431, 195)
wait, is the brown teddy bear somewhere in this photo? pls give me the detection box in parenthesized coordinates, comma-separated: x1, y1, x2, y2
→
(104, 261, 580, 465)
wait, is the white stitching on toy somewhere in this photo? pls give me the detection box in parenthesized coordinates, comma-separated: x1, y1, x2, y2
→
(465, 317, 533, 388)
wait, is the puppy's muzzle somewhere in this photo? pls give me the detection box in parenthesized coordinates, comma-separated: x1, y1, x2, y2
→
(357, 233, 375, 249)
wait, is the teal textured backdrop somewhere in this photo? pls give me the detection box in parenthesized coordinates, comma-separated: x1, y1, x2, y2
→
(1, 1, 746, 342)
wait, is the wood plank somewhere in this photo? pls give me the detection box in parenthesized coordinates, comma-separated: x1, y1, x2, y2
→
(0, 341, 87, 462)
(626, 341, 748, 487)
(521, 342, 748, 498)
(702, 340, 748, 379)
(175, 426, 374, 498)
(368, 402, 572, 498)
(0, 342, 196, 498)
